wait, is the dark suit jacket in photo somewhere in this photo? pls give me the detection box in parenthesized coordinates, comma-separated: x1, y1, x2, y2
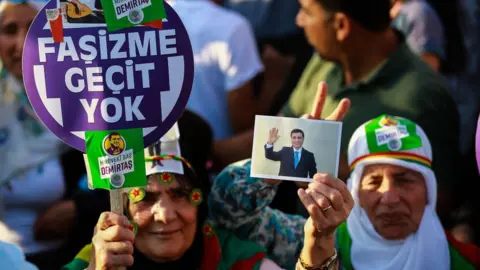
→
(264, 145, 317, 178)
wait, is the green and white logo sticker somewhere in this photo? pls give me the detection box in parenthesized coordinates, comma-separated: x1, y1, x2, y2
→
(365, 115, 422, 153)
(110, 173, 125, 188)
(101, 0, 166, 31)
(128, 9, 144, 24)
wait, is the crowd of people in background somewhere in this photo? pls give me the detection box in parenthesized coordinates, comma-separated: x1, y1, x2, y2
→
(0, 0, 479, 269)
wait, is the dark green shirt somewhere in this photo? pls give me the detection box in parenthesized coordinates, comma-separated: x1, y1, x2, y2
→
(282, 44, 460, 186)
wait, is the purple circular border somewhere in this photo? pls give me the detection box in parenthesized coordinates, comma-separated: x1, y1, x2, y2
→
(22, 0, 194, 152)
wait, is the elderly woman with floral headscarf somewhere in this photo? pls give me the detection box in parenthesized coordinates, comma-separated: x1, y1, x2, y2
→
(209, 113, 480, 269)
(63, 139, 285, 270)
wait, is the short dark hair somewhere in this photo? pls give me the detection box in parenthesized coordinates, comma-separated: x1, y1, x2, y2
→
(291, 129, 304, 138)
(108, 132, 121, 139)
(316, 0, 392, 32)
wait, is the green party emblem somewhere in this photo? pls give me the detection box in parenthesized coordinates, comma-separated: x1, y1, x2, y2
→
(387, 138, 402, 151)
(85, 128, 147, 190)
(189, 188, 203, 206)
(110, 173, 125, 188)
(101, 0, 166, 31)
(128, 187, 146, 202)
(365, 115, 422, 153)
(158, 172, 175, 185)
(128, 9, 144, 24)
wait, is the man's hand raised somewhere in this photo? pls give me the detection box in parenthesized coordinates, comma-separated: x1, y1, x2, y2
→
(267, 127, 280, 145)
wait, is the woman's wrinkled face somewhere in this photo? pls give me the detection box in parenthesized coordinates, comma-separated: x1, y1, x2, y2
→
(128, 174, 198, 262)
(358, 164, 427, 240)
(0, 3, 36, 79)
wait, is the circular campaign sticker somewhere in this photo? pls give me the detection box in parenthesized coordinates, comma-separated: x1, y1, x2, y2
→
(110, 173, 125, 188)
(22, 0, 194, 152)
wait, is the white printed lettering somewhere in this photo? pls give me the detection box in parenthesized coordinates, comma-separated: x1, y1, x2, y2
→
(86, 67, 103, 92)
(135, 63, 154, 88)
(79, 35, 98, 61)
(65, 67, 85, 93)
(80, 98, 99, 123)
(159, 29, 177, 55)
(109, 34, 127, 59)
(128, 31, 157, 57)
(38, 38, 55, 62)
(100, 98, 122, 123)
(125, 60, 135, 89)
(105, 65, 124, 91)
(58, 37, 80, 61)
(124, 96, 145, 121)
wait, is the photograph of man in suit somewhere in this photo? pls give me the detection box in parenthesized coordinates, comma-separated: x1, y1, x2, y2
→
(264, 128, 317, 178)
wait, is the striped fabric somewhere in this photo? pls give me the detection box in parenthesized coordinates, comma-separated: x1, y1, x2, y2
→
(349, 152, 431, 172)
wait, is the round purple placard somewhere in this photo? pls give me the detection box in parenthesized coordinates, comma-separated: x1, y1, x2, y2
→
(22, 0, 193, 152)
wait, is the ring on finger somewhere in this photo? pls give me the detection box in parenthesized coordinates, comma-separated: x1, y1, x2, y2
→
(314, 224, 322, 233)
(322, 205, 332, 212)
(307, 189, 332, 213)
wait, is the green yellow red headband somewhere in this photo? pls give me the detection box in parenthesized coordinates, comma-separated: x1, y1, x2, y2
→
(349, 152, 432, 172)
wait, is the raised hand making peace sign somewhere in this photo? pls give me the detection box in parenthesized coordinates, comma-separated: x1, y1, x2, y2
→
(293, 82, 353, 270)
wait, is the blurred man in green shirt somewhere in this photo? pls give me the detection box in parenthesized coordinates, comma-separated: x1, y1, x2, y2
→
(280, 0, 460, 220)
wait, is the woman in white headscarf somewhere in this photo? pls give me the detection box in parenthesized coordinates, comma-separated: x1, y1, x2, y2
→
(335, 114, 480, 269)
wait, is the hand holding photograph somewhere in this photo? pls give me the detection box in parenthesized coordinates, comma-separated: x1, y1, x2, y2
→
(251, 115, 342, 182)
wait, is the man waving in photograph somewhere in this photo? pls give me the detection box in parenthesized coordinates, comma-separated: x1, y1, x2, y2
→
(265, 128, 317, 178)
